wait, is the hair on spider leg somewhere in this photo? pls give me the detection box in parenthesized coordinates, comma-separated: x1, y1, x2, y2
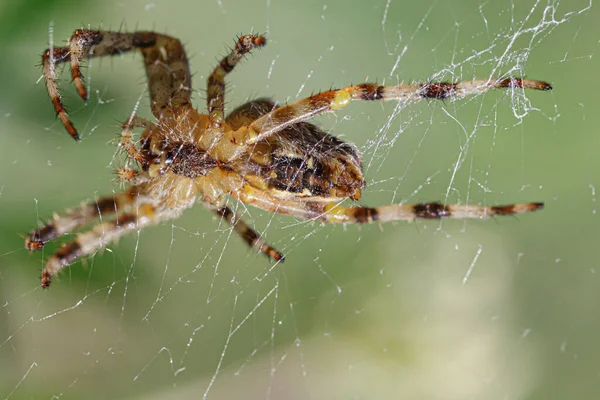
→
(114, 167, 138, 182)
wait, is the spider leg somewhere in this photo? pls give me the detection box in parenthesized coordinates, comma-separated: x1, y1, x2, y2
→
(215, 207, 284, 261)
(217, 78, 552, 159)
(39, 203, 180, 288)
(313, 201, 544, 223)
(227, 181, 544, 223)
(120, 116, 155, 166)
(25, 188, 137, 252)
(41, 29, 191, 140)
(207, 34, 266, 129)
(197, 168, 283, 261)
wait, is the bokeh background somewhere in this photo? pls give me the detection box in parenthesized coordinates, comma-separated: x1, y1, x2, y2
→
(0, 0, 598, 398)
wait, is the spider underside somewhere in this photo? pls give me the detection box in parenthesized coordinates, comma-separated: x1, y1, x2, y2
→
(26, 29, 551, 288)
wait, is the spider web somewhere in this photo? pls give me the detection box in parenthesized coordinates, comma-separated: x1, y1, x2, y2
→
(0, 0, 598, 398)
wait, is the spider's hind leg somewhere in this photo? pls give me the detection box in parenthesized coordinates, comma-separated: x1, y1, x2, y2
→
(40, 203, 180, 288)
(215, 206, 284, 262)
(25, 188, 137, 252)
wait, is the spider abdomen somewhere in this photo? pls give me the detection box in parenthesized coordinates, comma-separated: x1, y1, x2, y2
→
(265, 155, 364, 200)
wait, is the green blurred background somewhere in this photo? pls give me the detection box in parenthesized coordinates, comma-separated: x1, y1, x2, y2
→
(0, 0, 598, 398)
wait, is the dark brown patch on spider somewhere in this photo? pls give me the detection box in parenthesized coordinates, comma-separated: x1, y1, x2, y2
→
(167, 143, 219, 179)
(219, 59, 235, 73)
(267, 156, 325, 196)
(491, 202, 544, 215)
(229, 99, 364, 199)
(132, 32, 158, 48)
(413, 202, 451, 219)
(95, 197, 118, 215)
(217, 207, 234, 221)
(265, 153, 364, 199)
(420, 82, 457, 99)
(353, 207, 379, 223)
(54, 242, 83, 264)
(41, 241, 83, 288)
(498, 78, 552, 91)
(71, 30, 104, 47)
(25, 224, 57, 251)
(207, 75, 225, 90)
(356, 84, 384, 100)
(116, 212, 138, 227)
(42, 47, 70, 63)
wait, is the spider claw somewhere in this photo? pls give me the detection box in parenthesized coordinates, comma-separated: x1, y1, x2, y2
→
(75, 84, 88, 101)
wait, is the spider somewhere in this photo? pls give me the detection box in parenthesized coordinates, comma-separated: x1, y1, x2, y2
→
(26, 29, 551, 288)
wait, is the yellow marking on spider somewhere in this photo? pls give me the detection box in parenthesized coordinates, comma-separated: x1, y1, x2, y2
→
(323, 203, 349, 220)
(331, 90, 351, 110)
(241, 184, 256, 200)
(141, 204, 155, 216)
(148, 164, 163, 177)
(246, 127, 259, 141)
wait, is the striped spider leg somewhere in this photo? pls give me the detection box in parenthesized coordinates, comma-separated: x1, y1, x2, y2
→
(42, 29, 193, 140)
(211, 78, 552, 160)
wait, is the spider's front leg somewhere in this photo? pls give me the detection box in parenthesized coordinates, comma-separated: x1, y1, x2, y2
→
(206, 34, 266, 129)
(42, 29, 191, 140)
(215, 78, 552, 160)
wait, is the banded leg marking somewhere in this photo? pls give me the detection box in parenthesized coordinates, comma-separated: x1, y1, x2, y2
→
(25, 189, 137, 252)
(318, 201, 545, 224)
(216, 207, 284, 262)
(207, 34, 266, 128)
(41, 29, 191, 140)
(228, 181, 544, 223)
(40, 204, 180, 288)
(239, 78, 552, 148)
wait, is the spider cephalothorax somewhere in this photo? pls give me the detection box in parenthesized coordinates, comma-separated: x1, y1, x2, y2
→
(26, 28, 551, 288)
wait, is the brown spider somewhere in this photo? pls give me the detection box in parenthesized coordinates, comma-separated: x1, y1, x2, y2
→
(26, 29, 551, 288)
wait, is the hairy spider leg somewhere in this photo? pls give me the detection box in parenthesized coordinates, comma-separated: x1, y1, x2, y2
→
(206, 35, 266, 129)
(41, 29, 191, 140)
(39, 203, 180, 288)
(228, 181, 544, 223)
(207, 166, 541, 263)
(120, 116, 156, 166)
(314, 201, 544, 223)
(211, 78, 552, 160)
(26, 188, 138, 252)
(215, 207, 284, 262)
